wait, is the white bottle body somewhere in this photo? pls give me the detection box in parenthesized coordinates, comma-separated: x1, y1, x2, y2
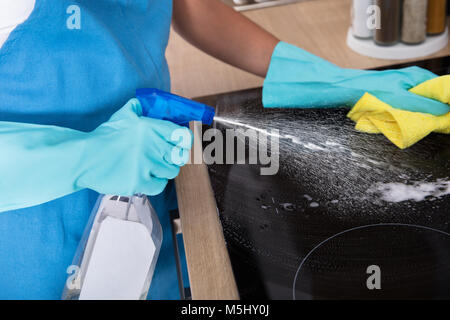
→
(62, 194, 163, 300)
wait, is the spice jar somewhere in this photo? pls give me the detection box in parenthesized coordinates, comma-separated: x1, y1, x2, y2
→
(402, 0, 428, 44)
(427, 0, 447, 35)
(374, 0, 402, 46)
(352, 0, 374, 39)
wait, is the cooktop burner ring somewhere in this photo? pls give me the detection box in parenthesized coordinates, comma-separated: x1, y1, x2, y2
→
(292, 223, 450, 300)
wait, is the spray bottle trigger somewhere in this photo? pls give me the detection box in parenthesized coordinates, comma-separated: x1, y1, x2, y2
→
(136, 88, 215, 126)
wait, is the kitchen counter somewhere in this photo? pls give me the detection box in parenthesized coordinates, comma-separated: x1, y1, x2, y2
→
(166, 0, 450, 98)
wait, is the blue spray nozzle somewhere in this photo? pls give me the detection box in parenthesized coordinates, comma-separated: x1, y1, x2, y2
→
(136, 88, 215, 127)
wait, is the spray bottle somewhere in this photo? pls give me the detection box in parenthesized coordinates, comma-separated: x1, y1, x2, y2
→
(62, 89, 215, 300)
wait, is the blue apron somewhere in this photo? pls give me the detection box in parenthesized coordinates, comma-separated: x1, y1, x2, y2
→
(0, 0, 185, 299)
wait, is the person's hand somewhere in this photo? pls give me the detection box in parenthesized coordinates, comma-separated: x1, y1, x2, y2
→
(348, 75, 450, 149)
(263, 42, 450, 116)
(77, 98, 192, 196)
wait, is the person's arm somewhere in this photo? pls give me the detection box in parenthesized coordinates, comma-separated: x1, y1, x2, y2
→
(0, 99, 191, 213)
(172, 0, 450, 118)
(172, 0, 279, 78)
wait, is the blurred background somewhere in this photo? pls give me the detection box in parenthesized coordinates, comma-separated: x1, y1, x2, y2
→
(167, 0, 450, 98)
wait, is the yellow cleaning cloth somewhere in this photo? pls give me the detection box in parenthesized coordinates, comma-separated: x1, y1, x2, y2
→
(347, 76, 450, 149)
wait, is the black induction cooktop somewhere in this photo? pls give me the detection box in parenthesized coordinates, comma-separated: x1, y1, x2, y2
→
(195, 56, 450, 300)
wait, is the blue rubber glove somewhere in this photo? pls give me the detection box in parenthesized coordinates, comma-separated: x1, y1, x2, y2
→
(0, 98, 192, 212)
(263, 42, 450, 116)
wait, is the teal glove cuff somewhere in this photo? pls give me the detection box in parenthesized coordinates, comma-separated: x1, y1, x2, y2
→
(263, 42, 450, 116)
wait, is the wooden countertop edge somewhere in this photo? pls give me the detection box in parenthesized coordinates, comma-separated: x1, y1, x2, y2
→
(175, 122, 240, 300)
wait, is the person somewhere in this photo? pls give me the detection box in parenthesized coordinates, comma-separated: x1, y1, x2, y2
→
(0, 0, 448, 299)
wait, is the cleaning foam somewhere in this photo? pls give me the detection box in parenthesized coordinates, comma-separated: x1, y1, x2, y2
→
(368, 179, 450, 202)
